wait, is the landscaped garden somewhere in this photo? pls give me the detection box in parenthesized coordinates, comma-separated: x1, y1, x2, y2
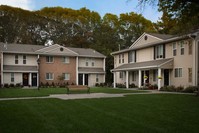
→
(0, 94, 199, 133)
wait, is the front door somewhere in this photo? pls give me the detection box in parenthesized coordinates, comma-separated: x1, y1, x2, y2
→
(23, 73, 29, 86)
(78, 74, 83, 85)
(85, 74, 88, 85)
(32, 73, 37, 87)
(164, 69, 169, 86)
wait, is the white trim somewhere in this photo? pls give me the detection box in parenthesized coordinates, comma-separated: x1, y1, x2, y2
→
(1, 52, 3, 85)
(76, 56, 79, 85)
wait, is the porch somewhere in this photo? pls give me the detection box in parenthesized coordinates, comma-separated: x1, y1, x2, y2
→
(112, 58, 173, 90)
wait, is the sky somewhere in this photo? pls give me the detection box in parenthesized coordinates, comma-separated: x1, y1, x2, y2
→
(0, 0, 162, 22)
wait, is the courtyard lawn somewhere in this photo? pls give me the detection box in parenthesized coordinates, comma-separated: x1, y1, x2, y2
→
(0, 94, 199, 133)
(0, 87, 145, 98)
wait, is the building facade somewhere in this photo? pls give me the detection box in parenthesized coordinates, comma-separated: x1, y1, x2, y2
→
(111, 30, 199, 90)
(0, 43, 106, 87)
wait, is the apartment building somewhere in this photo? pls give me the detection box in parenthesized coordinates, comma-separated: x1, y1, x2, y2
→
(0, 43, 106, 87)
(111, 30, 199, 90)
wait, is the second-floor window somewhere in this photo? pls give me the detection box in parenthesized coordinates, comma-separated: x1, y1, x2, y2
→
(62, 57, 69, 63)
(189, 43, 192, 55)
(23, 55, 26, 64)
(46, 56, 54, 63)
(46, 73, 54, 80)
(129, 51, 136, 63)
(180, 41, 184, 55)
(15, 55, 18, 64)
(85, 58, 89, 66)
(173, 43, 177, 56)
(155, 44, 164, 59)
(119, 54, 124, 64)
(91, 59, 95, 66)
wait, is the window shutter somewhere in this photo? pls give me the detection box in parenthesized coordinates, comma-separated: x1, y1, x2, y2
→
(154, 46, 156, 60)
(163, 44, 165, 58)
(134, 50, 136, 62)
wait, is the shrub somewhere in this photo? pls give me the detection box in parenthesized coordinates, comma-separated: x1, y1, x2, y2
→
(95, 83, 99, 87)
(183, 86, 198, 93)
(45, 82, 49, 87)
(129, 83, 136, 88)
(16, 83, 21, 88)
(160, 85, 176, 92)
(4, 83, 9, 88)
(40, 82, 44, 88)
(116, 83, 126, 88)
(9, 83, 15, 88)
(175, 86, 184, 92)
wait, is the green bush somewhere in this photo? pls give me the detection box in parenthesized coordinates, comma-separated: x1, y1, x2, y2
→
(116, 83, 126, 88)
(129, 83, 137, 88)
(183, 86, 198, 93)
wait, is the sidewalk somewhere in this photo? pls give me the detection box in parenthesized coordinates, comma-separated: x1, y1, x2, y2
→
(0, 91, 194, 101)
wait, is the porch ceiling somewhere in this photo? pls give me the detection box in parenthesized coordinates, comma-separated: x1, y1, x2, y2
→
(78, 67, 105, 74)
(112, 58, 173, 72)
(3, 65, 38, 72)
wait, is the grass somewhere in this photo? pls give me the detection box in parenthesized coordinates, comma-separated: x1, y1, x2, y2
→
(0, 94, 199, 133)
(0, 87, 145, 98)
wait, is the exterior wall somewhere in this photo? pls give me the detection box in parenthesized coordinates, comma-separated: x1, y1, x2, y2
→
(114, 52, 128, 68)
(39, 56, 76, 85)
(136, 47, 154, 62)
(78, 57, 104, 68)
(3, 72, 22, 84)
(3, 54, 38, 66)
(88, 74, 105, 86)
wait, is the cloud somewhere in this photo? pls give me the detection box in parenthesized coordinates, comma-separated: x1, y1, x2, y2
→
(0, 0, 35, 10)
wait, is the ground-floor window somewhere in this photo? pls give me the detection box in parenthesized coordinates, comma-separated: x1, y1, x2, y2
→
(153, 70, 157, 81)
(119, 72, 124, 79)
(96, 74, 99, 82)
(63, 73, 70, 80)
(174, 68, 182, 78)
(188, 68, 192, 82)
(132, 71, 136, 81)
(11, 73, 14, 82)
(46, 73, 54, 80)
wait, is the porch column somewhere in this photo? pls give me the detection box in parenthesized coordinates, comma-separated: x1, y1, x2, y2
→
(126, 71, 129, 88)
(29, 73, 32, 86)
(113, 72, 116, 88)
(138, 70, 142, 88)
(83, 74, 85, 85)
(158, 68, 162, 90)
(1, 52, 4, 85)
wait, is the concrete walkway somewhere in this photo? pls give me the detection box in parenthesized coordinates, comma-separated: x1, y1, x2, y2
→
(0, 90, 195, 101)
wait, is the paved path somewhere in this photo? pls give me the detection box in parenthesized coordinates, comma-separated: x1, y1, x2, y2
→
(0, 90, 195, 101)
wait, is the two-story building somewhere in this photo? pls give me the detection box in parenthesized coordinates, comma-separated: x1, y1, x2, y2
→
(111, 30, 199, 90)
(0, 43, 106, 87)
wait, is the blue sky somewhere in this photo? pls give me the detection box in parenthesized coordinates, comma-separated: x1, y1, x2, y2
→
(0, 0, 162, 22)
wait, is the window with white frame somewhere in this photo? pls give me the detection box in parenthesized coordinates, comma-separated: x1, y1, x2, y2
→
(96, 74, 99, 82)
(132, 71, 136, 81)
(174, 68, 182, 78)
(188, 68, 192, 82)
(15, 55, 18, 64)
(23, 55, 26, 64)
(155, 44, 164, 59)
(119, 72, 124, 79)
(188, 43, 192, 55)
(129, 51, 135, 63)
(153, 70, 157, 82)
(63, 73, 70, 80)
(11, 73, 14, 82)
(180, 41, 184, 55)
(122, 54, 124, 63)
(62, 57, 69, 63)
(46, 73, 54, 80)
(46, 56, 54, 63)
(173, 43, 177, 56)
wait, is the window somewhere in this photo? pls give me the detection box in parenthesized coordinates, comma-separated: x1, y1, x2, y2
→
(188, 68, 192, 82)
(62, 57, 69, 63)
(132, 71, 136, 81)
(173, 43, 177, 56)
(63, 73, 70, 80)
(46, 56, 54, 63)
(15, 55, 18, 64)
(122, 54, 124, 63)
(155, 44, 164, 59)
(91, 59, 95, 66)
(119, 55, 121, 64)
(119, 72, 123, 79)
(11, 73, 14, 82)
(46, 73, 53, 80)
(180, 41, 184, 55)
(174, 68, 182, 78)
(23, 55, 26, 64)
(129, 51, 135, 63)
(153, 70, 157, 82)
(188, 43, 192, 55)
(85, 58, 89, 66)
(96, 74, 99, 82)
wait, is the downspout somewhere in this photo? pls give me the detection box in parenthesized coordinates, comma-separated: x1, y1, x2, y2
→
(1, 52, 3, 86)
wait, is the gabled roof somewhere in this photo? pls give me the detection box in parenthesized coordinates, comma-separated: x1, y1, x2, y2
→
(35, 44, 78, 56)
(147, 33, 173, 40)
(68, 47, 106, 58)
(0, 43, 44, 54)
(78, 67, 105, 74)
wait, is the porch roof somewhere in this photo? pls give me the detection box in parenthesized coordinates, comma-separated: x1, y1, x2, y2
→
(3, 65, 38, 72)
(112, 58, 173, 72)
(78, 67, 105, 74)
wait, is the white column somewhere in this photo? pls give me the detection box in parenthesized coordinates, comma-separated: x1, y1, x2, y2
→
(103, 58, 106, 71)
(37, 54, 40, 88)
(113, 72, 116, 88)
(158, 68, 162, 90)
(1, 52, 4, 85)
(83, 74, 85, 85)
(126, 71, 129, 88)
(76, 56, 79, 85)
(138, 70, 142, 88)
(29, 73, 32, 86)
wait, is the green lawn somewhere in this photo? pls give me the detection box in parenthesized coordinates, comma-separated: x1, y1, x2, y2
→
(0, 87, 145, 98)
(0, 94, 199, 133)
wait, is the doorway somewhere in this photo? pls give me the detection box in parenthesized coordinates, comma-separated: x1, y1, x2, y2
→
(164, 69, 169, 86)
(23, 73, 29, 86)
(32, 73, 37, 87)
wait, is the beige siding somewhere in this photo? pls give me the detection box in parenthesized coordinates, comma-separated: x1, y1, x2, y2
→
(114, 53, 128, 68)
(136, 47, 153, 62)
(3, 73, 22, 84)
(4, 54, 38, 66)
(88, 74, 104, 86)
(78, 57, 103, 68)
